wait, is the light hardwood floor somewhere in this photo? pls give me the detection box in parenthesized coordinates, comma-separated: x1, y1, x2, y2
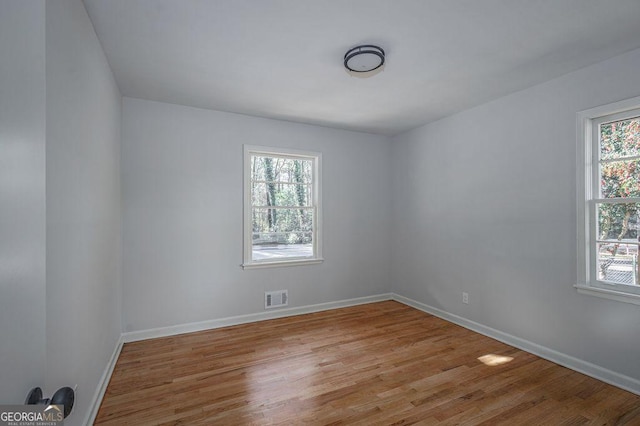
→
(95, 301, 640, 425)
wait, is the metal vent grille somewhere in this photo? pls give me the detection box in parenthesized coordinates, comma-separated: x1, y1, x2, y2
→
(265, 290, 288, 309)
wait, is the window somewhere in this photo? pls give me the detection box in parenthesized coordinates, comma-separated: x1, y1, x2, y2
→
(576, 96, 640, 304)
(243, 145, 322, 268)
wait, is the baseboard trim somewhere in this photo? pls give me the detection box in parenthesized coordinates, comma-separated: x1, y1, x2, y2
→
(122, 293, 393, 343)
(391, 293, 640, 396)
(84, 335, 124, 425)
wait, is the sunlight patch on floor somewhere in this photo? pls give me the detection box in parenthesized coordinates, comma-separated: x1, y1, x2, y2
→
(477, 354, 514, 366)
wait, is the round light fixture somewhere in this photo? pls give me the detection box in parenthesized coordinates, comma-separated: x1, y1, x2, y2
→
(344, 45, 385, 78)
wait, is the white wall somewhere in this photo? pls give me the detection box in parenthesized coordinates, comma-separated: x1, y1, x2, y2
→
(391, 48, 640, 383)
(45, 1, 122, 424)
(122, 98, 390, 332)
(0, 0, 47, 405)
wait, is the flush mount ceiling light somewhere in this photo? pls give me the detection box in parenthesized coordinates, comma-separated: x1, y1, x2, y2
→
(344, 45, 385, 78)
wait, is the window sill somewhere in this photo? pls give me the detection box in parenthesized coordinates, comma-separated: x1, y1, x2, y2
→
(242, 258, 324, 270)
(574, 284, 640, 306)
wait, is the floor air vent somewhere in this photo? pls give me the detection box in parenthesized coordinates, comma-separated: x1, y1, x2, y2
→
(265, 290, 288, 309)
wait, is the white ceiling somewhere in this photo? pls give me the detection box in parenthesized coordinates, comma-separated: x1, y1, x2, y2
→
(83, 0, 640, 136)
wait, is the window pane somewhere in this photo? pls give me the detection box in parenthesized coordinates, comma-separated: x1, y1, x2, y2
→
(597, 242, 639, 285)
(252, 208, 314, 233)
(252, 233, 313, 260)
(251, 181, 312, 207)
(599, 117, 640, 161)
(251, 182, 267, 206)
(597, 203, 639, 241)
(251, 156, 312, 184)
(600, 159, 640, 198)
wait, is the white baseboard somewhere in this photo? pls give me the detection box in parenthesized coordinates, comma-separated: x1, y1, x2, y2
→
(391, 293, 640, 396)
(122, 293, 393, 343)
(84, 335, 124, 425)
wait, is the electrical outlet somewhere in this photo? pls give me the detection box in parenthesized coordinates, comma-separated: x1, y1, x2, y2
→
(462, 292, 469, 304)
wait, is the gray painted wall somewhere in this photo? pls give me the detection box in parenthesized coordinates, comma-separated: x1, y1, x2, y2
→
(121, 98, 391, 332)
(390, 47, 640, 382)
(45, 0, 122, 425)
(0, 0, 47, 405)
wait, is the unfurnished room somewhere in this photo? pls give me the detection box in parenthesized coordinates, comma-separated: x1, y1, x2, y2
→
(2, 0, 640, 424)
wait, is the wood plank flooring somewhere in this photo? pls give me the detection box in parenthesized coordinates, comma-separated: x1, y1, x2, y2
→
(95, 301, 640, 425)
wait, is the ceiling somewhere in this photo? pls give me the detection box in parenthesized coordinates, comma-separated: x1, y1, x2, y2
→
(83, 0, 640, 136)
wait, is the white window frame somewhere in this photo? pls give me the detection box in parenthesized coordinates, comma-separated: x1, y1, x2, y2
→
(576, 95, 640, 305)
(242, 145, 323, 269)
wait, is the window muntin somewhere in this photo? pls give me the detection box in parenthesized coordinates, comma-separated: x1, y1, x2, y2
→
(586, 109, 640, 295)
(243, 146, 322, 268)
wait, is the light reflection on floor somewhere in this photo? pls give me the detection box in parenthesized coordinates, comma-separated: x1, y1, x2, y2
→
(246, 348, 323, 419)
(477, 354, 514, 366)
